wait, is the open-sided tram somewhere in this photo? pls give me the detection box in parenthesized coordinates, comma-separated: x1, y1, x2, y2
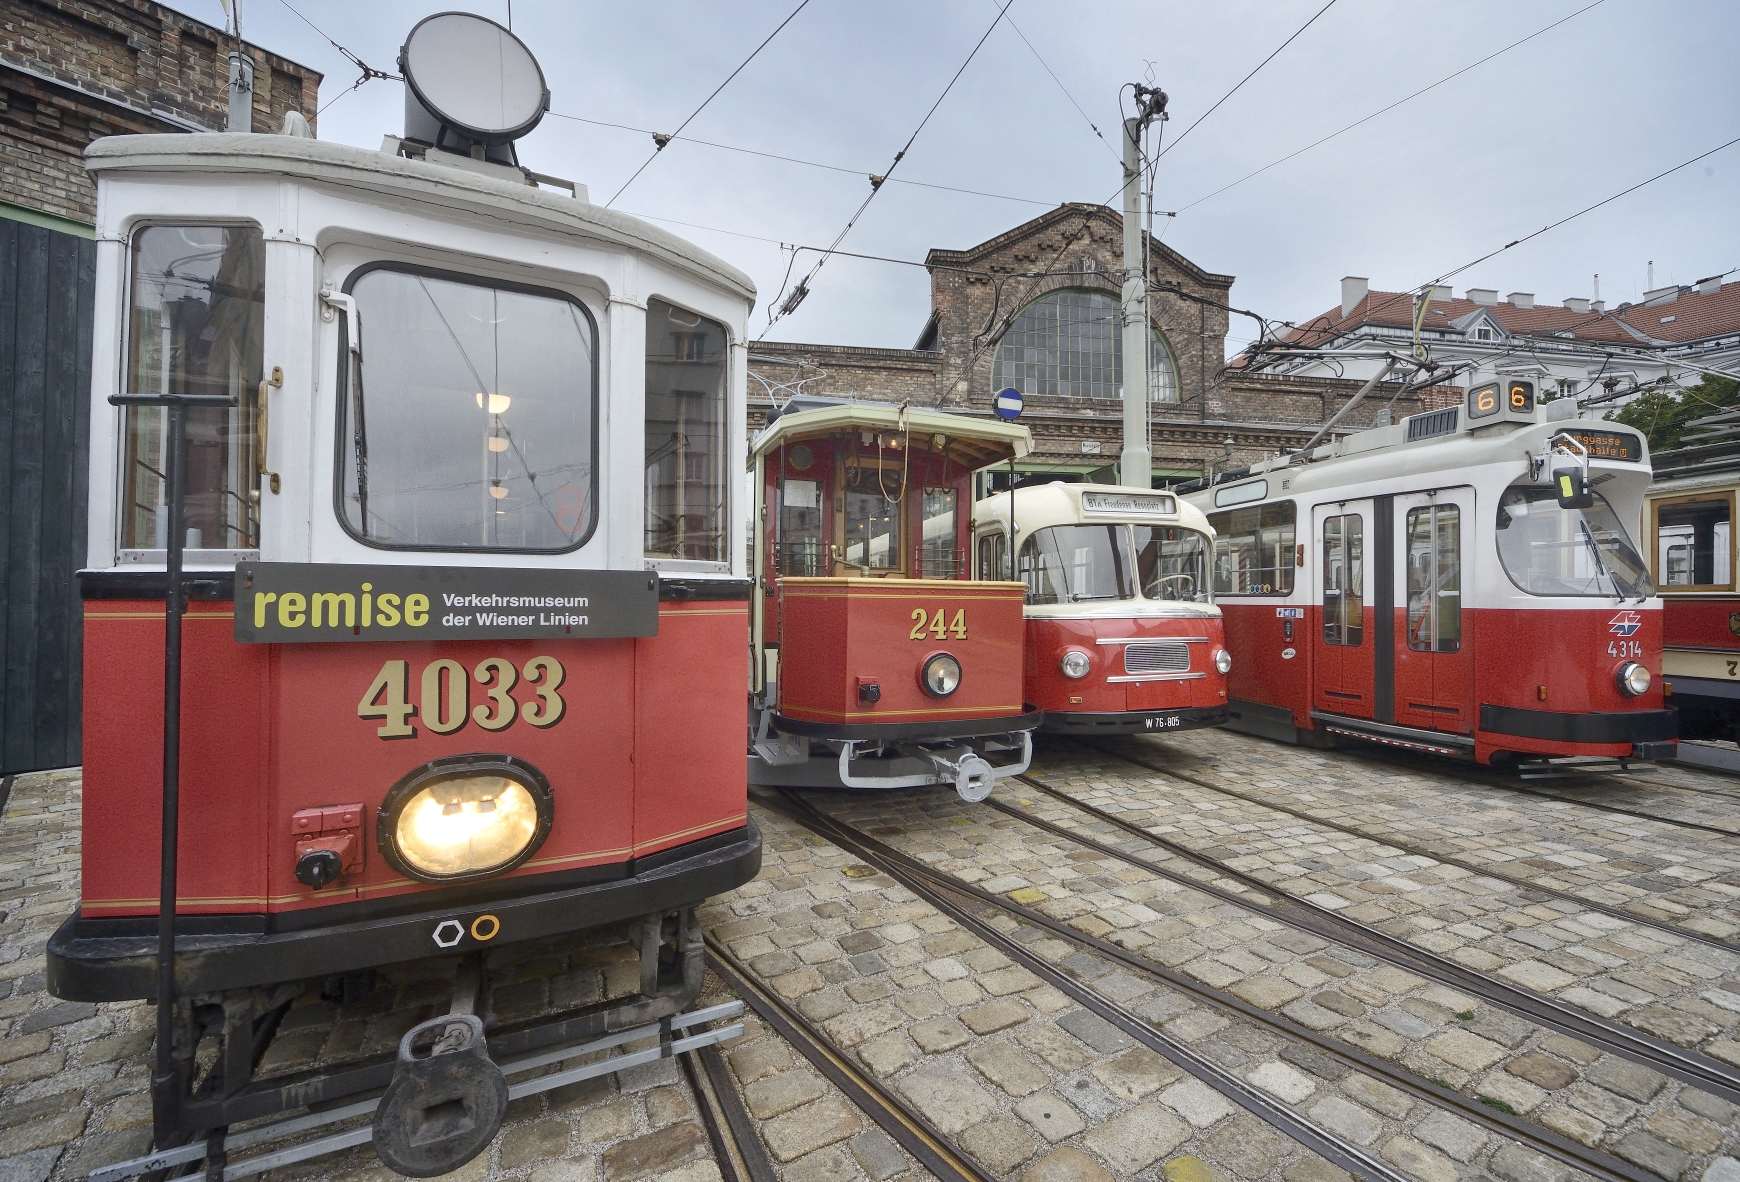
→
(1180, 384, 1674, 768)
(747, 401, 1041, 800)
(46, 14, 758, 1177)
(973, 482, 1230, 735)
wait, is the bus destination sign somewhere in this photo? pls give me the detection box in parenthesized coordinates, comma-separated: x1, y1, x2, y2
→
(1081, 491, 1177, 516)
(234, 562, 660, 644)
(1557, 429, 1643, 463)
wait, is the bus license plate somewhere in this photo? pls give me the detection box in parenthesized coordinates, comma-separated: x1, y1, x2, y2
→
(1143, 714, 1183, 730)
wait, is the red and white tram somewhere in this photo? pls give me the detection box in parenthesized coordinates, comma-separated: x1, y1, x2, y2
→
(972, 482, 1230, 735)
(48, 15, 757, 1177)
(1180, 385, 1674, 767)
(747, 400, 1041, 800)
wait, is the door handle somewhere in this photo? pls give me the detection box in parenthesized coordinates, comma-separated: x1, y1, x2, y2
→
(257, 366, 282, 495)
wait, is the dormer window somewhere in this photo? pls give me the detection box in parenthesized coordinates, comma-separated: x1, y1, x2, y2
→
(1470, 327, 1495, 342)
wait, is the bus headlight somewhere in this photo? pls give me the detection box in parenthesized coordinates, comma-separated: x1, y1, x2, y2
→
(378, 755, 553, 884)
(921, 653, 962, 697)
(1214, 649, 1233, 674)
(1060, 650, 1092, 679)
(1616, 662, 1650, 697)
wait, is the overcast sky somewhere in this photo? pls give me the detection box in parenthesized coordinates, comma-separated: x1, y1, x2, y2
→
(215, 0, 1739, 357)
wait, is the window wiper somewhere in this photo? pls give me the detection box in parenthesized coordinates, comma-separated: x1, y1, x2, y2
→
(1576, 519, 1622, 600)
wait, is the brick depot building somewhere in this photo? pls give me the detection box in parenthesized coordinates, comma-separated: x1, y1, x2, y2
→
(1, 0, 322, 231)
(749, 204, 1450, 487)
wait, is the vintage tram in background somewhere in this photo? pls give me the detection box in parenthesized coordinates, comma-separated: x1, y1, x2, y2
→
(1180, 382, 1674, 768)
(47, 14, 757, 1178)
(972, 482, 1230, 735)
(746, 399, 1041, 800)
(1643, 411, 1740, 768)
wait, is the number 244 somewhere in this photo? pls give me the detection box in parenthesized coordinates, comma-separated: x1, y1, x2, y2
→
(910, 608, 968, 641)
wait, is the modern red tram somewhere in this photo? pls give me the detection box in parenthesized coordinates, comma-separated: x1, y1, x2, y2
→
(973, 482, 1230, 734)
(747, 400, 1041, 801)
(47, 15, 758, 1176)
(1180, 385, 1674, 767)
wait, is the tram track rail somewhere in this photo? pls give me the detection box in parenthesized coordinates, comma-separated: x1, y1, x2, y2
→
(1001, 765, 1740, 1107)
(755, 789, 1418, 1182)
(1075, 738, 1740, 954)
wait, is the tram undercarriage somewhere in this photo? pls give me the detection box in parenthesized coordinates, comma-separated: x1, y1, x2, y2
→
(749, 706, 1037, 801)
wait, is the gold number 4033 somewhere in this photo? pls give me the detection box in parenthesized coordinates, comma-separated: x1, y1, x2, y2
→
(357, 655, 566, 739)
(908, 607, 967, 641)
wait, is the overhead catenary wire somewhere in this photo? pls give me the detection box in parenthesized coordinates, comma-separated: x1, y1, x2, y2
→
(761, 0, 1016, 337)
(990, 2, 1118, 161)
(1156, 0, 1337, 160)
(606, 0, 814, 208)
(276, 0, 400, 117)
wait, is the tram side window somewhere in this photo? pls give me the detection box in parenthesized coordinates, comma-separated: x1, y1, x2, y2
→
(1135, 526, 1209, 602)
(1322, 514, 1363, 646)
(121, 225, 264, 552)
(976, 532, 1008, 581)
(1207, 502, 1296, 595)
(338, 265, 597, 551)
(646, 299, 729, 561)
(778, 478, 823, 576)
(1406, 505, 1460, 653)
(1656, 497, 1732, 588)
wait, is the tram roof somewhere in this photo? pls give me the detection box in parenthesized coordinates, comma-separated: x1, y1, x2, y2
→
(751, 403, 1032, 469)
(84, 134, 756, 303)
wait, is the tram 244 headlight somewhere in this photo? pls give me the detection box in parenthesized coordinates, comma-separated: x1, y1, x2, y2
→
(1616, 662, 1651, 698)
(1060, 650, 1092, 680)
(921, 653, 963, 697)
(378, 755, 553, 884)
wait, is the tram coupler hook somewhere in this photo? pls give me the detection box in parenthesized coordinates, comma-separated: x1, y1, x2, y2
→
(372, 1014, 506, 1177)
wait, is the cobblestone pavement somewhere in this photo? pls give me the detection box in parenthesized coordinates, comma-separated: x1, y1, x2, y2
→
(1097, 730, 1740, 944)
(13, 730, 1740, 1182)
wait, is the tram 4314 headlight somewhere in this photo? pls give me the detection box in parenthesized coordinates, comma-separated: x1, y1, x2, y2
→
(921, 653, 963, 697)
(378, 755, 553, 884)
(1616, 662, 1651, 698)
(1060, 650, 1092, 680)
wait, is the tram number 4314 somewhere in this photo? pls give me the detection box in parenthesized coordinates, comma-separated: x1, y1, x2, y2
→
(1606, 640, 1643, 659)
(909, 608, 968, 641)
(357, 656, 565, 739)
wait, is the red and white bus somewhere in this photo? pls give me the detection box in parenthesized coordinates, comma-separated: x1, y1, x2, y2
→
(973, 482, 1229, 736)
(1180, 386, 1673, 767)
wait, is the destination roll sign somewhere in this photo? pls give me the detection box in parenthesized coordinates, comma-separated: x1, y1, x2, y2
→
(234, 562, 659, 644)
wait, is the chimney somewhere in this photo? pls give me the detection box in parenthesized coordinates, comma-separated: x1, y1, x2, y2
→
(1429, 285, 1451, 302)
(1467, 288, 1499, 306)
(1506, 292, 1535, 309)
(1340, 276, 1368, 319)
(1643, 285, 1680, 306)
(1591, 300, 1605, 313)
(1563, 297, 1591, 314)
(1697, 275, 1723, 296)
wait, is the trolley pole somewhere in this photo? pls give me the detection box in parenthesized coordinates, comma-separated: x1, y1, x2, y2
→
(1120, 85, 1166, 489)
(110, 390, 236, 1144)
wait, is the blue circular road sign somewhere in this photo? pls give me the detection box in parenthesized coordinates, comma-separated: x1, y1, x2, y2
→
(994, 388, 1023, 421)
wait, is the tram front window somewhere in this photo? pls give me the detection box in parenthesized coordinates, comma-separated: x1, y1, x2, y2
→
(338, 265, 596, 551)
(1020, 525, 1133, 605)
(1495, 485, 1654, 598)
(1135, 526, 1209, 601)
(121, 224, 264, 552)
(843, 489, 899, 573)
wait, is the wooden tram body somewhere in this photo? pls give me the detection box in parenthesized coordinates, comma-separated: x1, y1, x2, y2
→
(972, 482, 1230, 735)
(1642, 448, 1740, 747)
(747, 402, 1041, 800)
(47, 109, 759, 1168)
(1180, 391, 1674, 766)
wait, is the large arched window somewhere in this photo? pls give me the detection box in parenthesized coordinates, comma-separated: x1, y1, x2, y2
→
(991, 289, 1177, 402)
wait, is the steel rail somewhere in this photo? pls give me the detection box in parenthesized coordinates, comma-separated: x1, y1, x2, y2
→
(1500, 779, 1740, 839)
(761, 791, 1415, 1182)
(681, 1035, 778, 1182)
(704, 941, 996, 1182)
(760, 792, 1657, 1182)
(1076, 739, 1740, 953)
(1002, 769, 1740, 1106)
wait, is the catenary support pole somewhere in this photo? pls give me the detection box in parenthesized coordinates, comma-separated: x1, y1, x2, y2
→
(1120, 115, 1151, 489)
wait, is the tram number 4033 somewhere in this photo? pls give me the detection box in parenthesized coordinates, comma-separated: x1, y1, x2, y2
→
(357, 656, 566, 739)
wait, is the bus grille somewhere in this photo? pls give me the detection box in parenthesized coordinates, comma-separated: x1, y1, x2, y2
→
(1124, 642, 1191, 675)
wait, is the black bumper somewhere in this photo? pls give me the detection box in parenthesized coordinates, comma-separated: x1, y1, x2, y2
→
(773, 708, 1043, 743)
(48, 821, 761, 1003)
(1478, 704, 1676, 745)
(1040, 705, 1229, 736)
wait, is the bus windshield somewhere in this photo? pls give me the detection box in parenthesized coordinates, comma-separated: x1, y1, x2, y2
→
(1019, 525, 1133, 604)
(1135, 526, 1211, 601)
(1495, 484, 1654, 599)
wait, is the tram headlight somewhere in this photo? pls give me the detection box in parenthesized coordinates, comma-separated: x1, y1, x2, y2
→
(377, 755, 553, 884)
(1616, 662, 1651, 698)
(1214, 649, 1233, 675)
(1060, 650, 1092, 680)
(921, 653, 962, 697)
